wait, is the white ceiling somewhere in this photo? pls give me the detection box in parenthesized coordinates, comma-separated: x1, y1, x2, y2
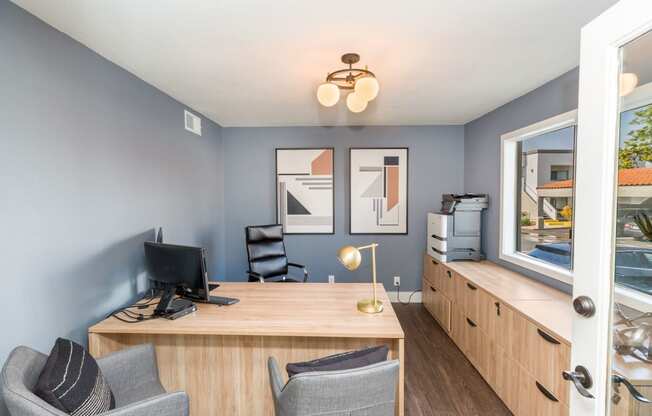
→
(12, 0, 618, 127)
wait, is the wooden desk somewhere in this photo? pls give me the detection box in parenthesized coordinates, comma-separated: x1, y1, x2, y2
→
(88, 283, 405, 416)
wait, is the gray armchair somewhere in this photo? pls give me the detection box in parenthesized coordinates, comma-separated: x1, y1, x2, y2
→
(267, 357, 399, 416)
(1, 344, 188, 416)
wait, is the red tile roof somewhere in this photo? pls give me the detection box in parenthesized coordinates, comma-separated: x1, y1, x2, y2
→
(538, 167, 652, 189)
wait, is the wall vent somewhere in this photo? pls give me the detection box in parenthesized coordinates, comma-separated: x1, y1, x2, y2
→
(184, 110, 202, 136)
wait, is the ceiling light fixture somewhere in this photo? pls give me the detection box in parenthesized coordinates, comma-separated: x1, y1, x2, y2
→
(316, 53, 379, 113)
(620, 72, 639, 97)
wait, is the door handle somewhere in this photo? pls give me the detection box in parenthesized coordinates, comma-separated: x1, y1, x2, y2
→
(573, 295, 596, 318)
(563, 366, 594, 399)
(613, 374, 652, 403)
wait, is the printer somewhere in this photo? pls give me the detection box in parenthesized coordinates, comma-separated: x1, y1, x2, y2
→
(427, 194, 488, 262)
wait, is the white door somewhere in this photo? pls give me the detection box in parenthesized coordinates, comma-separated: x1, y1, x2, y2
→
(570, 1, 652, 415)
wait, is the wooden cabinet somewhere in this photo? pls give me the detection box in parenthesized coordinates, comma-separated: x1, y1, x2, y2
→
(454, 274, 480, 322)
(522, 320, 571, 405)
(478, 289, 513, 349)
(519, 369, 569, 416)
(438, 264, 456, 298)
(422, 277, 452, 333)
(421, 254, 573, 416)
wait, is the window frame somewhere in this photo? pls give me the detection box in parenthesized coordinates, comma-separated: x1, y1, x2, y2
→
(499, 110, 578, 285)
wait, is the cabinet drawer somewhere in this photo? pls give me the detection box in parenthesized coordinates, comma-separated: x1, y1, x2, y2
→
(523, 320, 570, 405)
(454, 275, 480, 323)
(423, 277, 452, 333)
(453, 311, 481, 366)
(433, 290, 452, 334)
(439, 265, 455, 299)
(422, 277, 436, 317)
(423, 255, 438, 287)
(478, 290, 513, 349)
(518, 370, 569, 416)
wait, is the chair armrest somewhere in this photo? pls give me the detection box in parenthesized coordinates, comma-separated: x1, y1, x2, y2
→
(247, 270, 264, 283)
(96, 344, 162, 400)
(103, 392, 189, 416)
(288, 263, 309, 282)
(267, 357, 285, 401)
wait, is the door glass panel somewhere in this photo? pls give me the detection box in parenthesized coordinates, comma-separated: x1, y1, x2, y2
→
(610, 30, 652, 416)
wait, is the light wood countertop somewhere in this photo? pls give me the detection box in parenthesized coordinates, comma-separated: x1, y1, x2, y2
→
(89, 282, 405, 339)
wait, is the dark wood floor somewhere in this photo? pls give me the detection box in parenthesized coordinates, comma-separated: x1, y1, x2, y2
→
(393, 303, 512, 416)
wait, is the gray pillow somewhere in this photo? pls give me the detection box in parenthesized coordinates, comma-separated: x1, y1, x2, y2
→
(286, 345, 388, 378)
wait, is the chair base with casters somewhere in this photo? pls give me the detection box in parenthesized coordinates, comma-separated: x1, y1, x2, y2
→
(1, 344, 189, 416)
(245, 224, 309, 283)
(267, 356, 399, 416)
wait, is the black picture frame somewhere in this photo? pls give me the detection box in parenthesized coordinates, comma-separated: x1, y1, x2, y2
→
(275, 147, 335, 235)
(348, 147, 409, 235)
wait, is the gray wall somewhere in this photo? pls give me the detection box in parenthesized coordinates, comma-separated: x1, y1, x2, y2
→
(463, 68, 580, 292)
(0, 0, 224, 394)
(222, 126, 465, 291)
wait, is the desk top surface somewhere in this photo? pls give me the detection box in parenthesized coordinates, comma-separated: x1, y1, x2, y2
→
(89, 283, 404, 339)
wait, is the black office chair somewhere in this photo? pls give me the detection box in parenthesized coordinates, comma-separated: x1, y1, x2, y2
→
(245, 224, 308, 283)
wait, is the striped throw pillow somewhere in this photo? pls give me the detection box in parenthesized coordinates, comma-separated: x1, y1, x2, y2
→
(35, 338, 115, 416)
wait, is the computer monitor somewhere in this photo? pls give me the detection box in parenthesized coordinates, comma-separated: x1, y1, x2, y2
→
(144, 242, 210, 314)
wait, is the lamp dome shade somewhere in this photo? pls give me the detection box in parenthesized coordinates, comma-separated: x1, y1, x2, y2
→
(337, 246, 361, 271)
(317, 82, 340, 107)
(346, 92, 368, 113)
(355, 76, 379, 101)
(620, 73, 639, 97)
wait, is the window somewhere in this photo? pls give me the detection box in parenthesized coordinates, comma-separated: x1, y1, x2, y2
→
(550, 165, 571, 181)
(500, 110, 577, 284)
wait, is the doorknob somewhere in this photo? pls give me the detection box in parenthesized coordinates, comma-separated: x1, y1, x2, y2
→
(563, 366, 595, 399)
(573, 295, 596, 318)
(613, 374, 652, 403)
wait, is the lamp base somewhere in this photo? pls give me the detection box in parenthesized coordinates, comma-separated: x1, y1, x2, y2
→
(357, 299, 384, 314)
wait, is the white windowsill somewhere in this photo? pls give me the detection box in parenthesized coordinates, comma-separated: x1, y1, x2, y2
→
(499, 251, 573, 285)
(615, 285, 652, 313)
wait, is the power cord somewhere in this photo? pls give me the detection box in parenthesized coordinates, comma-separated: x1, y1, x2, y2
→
(395, 284, 421, 305)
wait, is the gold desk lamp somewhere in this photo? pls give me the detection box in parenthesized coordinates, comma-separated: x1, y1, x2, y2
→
(336, 244, 383, 314)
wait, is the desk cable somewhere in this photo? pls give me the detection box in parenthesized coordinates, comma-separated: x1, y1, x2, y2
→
(394, 284, 421, 305)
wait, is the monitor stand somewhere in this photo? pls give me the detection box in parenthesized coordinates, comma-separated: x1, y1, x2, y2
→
(154, 286, 196, 318)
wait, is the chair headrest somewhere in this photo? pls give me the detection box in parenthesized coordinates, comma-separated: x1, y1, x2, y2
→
(246, 224, 283, 243)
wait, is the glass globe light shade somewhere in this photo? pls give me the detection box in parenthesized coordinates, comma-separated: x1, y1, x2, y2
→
(620, 73, 639, 97)
(346, 92, 368, 113)
(354, 76, 380, 101)
(317, 82, 340, 107)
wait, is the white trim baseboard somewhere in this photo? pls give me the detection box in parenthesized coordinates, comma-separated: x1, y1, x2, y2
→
(386, 289, 422, 303)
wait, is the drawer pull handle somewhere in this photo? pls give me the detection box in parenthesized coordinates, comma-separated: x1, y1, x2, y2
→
(431, 259, 439, 265)
(537, 329, 561, 345)
(446, 270, 452, 278)
(430, 287, 437, 292)
(535, 381, 559, 402)
(466, 318, 477, 327)
(466, 282, 477, 291)
(494, 301, 501, 316)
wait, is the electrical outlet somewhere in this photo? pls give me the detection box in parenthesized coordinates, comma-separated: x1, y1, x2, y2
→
(328, 275, 335, 284)
(393, 276, 400, 287)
